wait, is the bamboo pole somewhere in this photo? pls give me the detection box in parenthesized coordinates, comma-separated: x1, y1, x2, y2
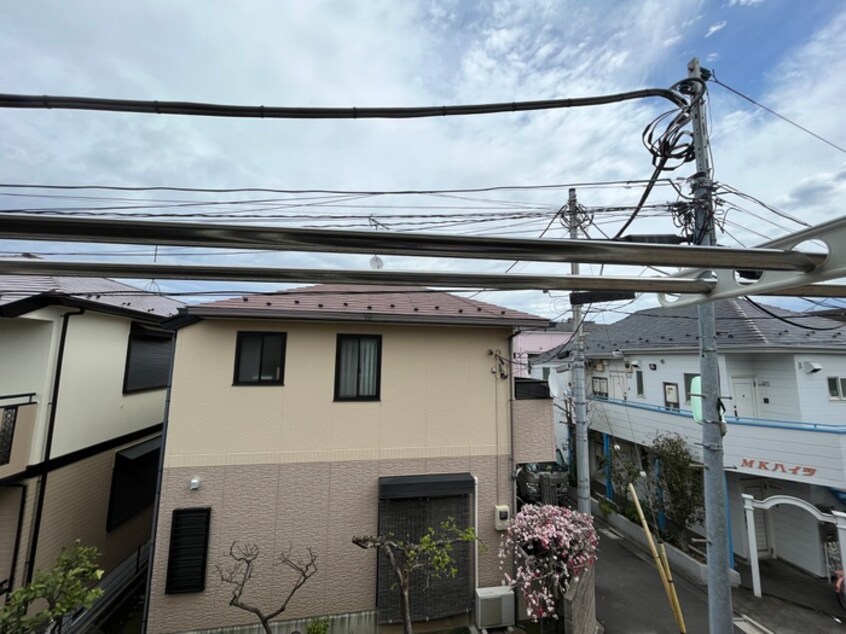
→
(627, 483, 686, 633)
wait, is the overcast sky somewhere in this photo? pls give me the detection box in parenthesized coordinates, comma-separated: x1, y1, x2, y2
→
(1, 0, 845, 320)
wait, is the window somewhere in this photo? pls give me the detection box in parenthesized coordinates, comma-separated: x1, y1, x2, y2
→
(684, 373, 700, 403)
(635, 370, 645, 397)
(106, 437, 161, 531)
(123, 324, 173, 393)
(828, 377, 846, 399)
(166, 508, 211, 594)
(592, 377, 608, 399)
(377, 475, 473, 624)
(335, 335, 381, 400)
(234, 332, 286, 385)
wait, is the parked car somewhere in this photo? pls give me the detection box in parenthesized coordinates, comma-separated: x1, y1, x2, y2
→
(516, 461, 568, 505)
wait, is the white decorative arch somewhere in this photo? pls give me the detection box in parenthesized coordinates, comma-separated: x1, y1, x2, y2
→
(742, 493, 846, 598)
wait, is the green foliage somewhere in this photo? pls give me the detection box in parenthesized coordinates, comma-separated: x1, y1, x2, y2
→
(607, 434, 704, 548)
(0, 540, 103, 634)
(306, 616, 330, 634)
(648, 433, 704, 545)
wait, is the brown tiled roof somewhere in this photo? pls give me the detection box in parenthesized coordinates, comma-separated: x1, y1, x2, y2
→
(186, 284, 548, 327)
(0, 274, 183, 318)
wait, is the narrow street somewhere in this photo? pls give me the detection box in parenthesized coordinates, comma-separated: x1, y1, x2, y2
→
(595, 524, 734, 634)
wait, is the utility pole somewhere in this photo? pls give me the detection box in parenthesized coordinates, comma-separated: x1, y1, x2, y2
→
(689, 57, 734, 633)
(569, 188, 591, 515)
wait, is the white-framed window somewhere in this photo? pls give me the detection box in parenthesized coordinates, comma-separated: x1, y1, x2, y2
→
(592, 377, 609, 399)
(827, 377, 846, 399)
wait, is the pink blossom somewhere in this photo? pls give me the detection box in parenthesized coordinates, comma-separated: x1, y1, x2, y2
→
(498, 505, 598, 621)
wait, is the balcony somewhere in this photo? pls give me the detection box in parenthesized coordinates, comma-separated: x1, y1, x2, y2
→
(588, 397, 846, 489)
(0, 394, 37, 480)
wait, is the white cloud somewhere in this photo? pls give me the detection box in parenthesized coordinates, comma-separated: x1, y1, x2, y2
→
(728, 0, 764, 6)
(0, 1, 843, 319)
(706, 20, 728, 37)
(706, 52, 721, 62)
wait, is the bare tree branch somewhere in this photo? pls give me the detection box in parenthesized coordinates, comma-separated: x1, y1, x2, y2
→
(216, 541, 318, 634)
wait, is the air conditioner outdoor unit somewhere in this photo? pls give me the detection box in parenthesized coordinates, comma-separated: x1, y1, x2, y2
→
(475, 586, 515, 629)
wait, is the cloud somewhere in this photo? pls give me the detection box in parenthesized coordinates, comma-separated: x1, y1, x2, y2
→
(706, 20, 728, 37)
(728, 0, 764, 6)
(0, 0, 843, 319)
(706, 52, 721, 62)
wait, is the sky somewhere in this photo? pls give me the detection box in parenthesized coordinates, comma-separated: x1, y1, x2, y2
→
(1, 0, 845, 321)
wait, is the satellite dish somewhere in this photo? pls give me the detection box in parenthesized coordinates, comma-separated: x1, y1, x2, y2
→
(370, 255, 384, 270)
(548, 370, 562, 398)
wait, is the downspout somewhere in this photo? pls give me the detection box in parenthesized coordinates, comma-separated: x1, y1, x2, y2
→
(472, 475, 479, 591)
(141, 331, 177, 634)
(25, 307, 84, 583)
(4, 483, 26, 599)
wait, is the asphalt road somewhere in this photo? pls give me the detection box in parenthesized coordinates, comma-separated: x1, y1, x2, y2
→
(595, 523, 731, 634)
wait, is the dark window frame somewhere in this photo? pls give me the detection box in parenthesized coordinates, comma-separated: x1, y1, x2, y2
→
(334, 334, 382, 401)
(165, 507, 211, 594)
(233, 331, 287, 386)
(106, 437, 161, 531)
(122, 323, 173, 394)
(635, 370, 645, 397)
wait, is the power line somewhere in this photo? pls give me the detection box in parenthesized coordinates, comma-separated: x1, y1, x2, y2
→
(0, 177, 686, 197)
(0, 88, 688, 120)
(709, 75, 846, 156)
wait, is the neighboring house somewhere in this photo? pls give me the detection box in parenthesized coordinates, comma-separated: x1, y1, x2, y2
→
(145, 284, 553, 633)
(542, 298, 846, 579)
(512, 324, 572, 380)
(0, 274, 181, 607)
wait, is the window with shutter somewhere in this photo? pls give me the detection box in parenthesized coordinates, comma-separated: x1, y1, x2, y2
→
(123, 323, 173, 393)
(166, 508, 211, 594)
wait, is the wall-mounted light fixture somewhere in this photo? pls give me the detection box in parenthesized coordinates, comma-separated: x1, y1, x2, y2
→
(189, 477, 201, 491)
(648, 363, 658, 371)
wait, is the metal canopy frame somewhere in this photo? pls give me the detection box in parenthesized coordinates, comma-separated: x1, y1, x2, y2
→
(1, 213, 846, 300)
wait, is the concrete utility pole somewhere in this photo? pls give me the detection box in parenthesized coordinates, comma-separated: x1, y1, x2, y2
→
(569, 188, 591, 515)
(688, 57, 734, 633)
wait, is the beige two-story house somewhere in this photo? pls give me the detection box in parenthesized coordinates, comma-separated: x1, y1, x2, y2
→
(0, 273, 181, 612)
(145, 284, 553, 633)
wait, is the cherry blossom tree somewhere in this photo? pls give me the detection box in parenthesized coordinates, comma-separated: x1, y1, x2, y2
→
(499, 505, 598, 621)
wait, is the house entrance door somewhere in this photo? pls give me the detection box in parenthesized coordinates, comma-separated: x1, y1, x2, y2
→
(732, 377, 759, 418)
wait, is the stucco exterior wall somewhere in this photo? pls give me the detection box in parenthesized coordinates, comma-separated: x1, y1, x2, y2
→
(148, 318, 521, 633)
(164, 320, 513, 468)
(51, 312, 167, 457)
(34, 436, 158, 577)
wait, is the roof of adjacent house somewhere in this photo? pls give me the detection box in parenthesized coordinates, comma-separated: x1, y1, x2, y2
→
(181, 284, 548, 328)
(0, 274, 183, 320)
(535, 298, 846, 361)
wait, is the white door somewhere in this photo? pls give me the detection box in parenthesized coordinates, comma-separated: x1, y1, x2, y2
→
(745, 485, 771, 556)
(732, 378, 759, 418)
(610, 372, 627, 400)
